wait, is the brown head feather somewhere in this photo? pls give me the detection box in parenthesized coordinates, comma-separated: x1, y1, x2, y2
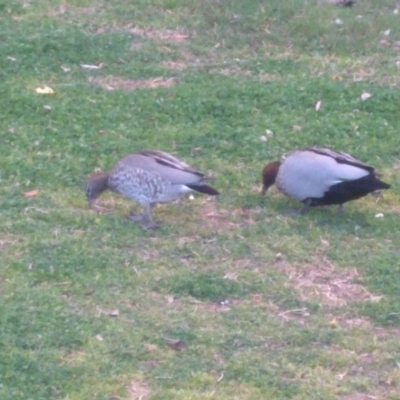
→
(261, 162, 281, 195)
(85, 172, 110, 209)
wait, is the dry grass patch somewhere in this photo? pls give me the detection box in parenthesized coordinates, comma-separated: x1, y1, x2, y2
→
(338, 394, 381, 400)
(278, 307, 311, 324)
(47, 4, 96, 18)
(189, 299, 234, 313)
(162, 60, 188, 71)
(219, 67, 252, 77)
(334, 316, 374, 330)
(373, 325, 400, 339)
(197, 200, 239, 231)
(128, 26, 189, 44)
(332, 316, 400, 339)
(283, 256, 381, 306)
(218, 67, 280, 82)
(60, 350, 87, 366)
(308, 55, 400, 85)
(88, 76, 176, 91)
(0, 236, 19, 247)
(196, 292, 279, 316)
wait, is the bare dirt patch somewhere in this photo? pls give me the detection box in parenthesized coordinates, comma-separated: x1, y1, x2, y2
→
(282, 256, 381, 306)
(198, 200, 238, 230)
(88, 76, 175, 91)
(373, 325, 400, 339)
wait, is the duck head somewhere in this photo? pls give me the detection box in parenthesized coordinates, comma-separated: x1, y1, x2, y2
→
(261, 161, 281, 195)
(85, 172, 110, 209)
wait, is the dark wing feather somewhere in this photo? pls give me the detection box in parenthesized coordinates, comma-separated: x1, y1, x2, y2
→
(139, 150, 204, 177)
(307, 147, 375, 172)
(186, 184, 220, 195)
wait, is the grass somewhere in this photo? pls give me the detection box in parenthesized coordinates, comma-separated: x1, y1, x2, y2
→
(1, 0, 400, 398)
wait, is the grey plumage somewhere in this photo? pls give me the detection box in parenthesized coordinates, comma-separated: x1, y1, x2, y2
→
(86, 150, 219, 229)
(262, 147, 390, 214)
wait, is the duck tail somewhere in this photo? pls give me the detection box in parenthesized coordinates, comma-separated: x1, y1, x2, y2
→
(186, 184, 220, 196)
(375, 179, 390, 190)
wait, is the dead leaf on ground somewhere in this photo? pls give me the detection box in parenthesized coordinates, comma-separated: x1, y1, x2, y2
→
(380, 39, 391, 47)
(80, 62, 105, 70)
(95, 334, 104, 342)
(145, 344, 158, 352)
(35, 86, 55, 94)
(108, 309, 120, 317)
(360, 92, 372, 101)
(23, 189, 39, 197)
(165, 338, 187, 351)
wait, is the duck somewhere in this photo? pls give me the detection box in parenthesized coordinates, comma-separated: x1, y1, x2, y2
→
(86, 150, 220, 229)
(262, 147, 390, 214)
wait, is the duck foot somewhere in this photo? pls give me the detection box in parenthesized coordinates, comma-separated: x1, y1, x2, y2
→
(128, 213, 161, 229)
(140, 220, 161, 230)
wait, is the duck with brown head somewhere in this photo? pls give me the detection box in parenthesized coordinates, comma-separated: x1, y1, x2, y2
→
(86, 150, 220, 229)
(262, 147, 390, 214)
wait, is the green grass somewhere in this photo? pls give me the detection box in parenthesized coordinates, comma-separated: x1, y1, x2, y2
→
(1, 0, 400, 399)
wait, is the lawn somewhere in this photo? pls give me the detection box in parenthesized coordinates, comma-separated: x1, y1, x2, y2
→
(1, 0, 400, 399)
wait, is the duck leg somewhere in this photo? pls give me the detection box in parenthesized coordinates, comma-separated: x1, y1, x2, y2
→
(129, 203, 160, 229)
(283, 199, 312, 216)
(141, 203, 161, 230)
(299, 198, 312, 215)
(129, 202, 153, 221)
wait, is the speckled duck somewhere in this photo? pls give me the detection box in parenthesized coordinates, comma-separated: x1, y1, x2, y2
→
(86, 150, 219, 229)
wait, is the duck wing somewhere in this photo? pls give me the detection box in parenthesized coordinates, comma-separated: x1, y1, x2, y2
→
(119, 151, 208, 184)
(307, 147, 375, 172)
(139, 150, 203, 175)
